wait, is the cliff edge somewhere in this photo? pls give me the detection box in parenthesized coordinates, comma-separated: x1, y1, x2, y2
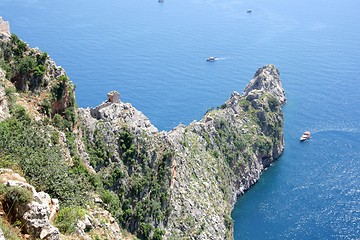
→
(79, 64, 285, 239)
(1, 16, 285, 240)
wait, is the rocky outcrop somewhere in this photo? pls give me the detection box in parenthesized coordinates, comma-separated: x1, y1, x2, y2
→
(0, 68, 10, 121)
(75, 204, 122, 240)
(0, 169, 60, 240)
(79, 64, 285, 239)
(84, 101, 158, 134)
(164, 65, 285, 239)
(0, 17, 10, 40)
(243, 64, 286, 104)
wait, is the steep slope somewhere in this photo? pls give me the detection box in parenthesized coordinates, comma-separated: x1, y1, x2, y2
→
(1, 16, 285, 240)
(165, 64, 285, 239)
(79, 64, 285, 239)
(0, 18, 130, 240)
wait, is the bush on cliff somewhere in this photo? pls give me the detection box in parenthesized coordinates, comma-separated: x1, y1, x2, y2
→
(55, 206, 86, 234)
(0, 117, 92, 207)
(84, 127, 171, 238)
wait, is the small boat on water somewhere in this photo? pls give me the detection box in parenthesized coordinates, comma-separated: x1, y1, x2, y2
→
(247, 9, 252, 13)
(300, 131, 311, 141)
(206, 57, 216, 61)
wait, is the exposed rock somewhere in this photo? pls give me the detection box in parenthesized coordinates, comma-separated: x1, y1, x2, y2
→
(0, 68, 10, 121)
(79, 64, 285, 239)
(78, 206, 122, 240)
(0, 16, 10, 40)
(163, 65, 286, 239)
(0, 169, 60, 240)
(0, 228, 4, 240)
(84, 99, 158, 134)
(94, 197, 103, 204)
(243, 64, 286, 104)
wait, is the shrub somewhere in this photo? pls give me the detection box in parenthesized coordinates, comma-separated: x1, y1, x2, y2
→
(267, 96, 280, 111)
(17, 56, 36, 76)
(51, 76, 68, 101)
(33, 64, 46, 77)
(52, 114, 64, 128)
(37, 52, 48, 65)
(0, 59, 13, 79)
(11, 105, 30, 123)
(41, 99, 51, 116)
(55, 206, 86, 234)
(253, 138, 271, 154)
(0, 118, 92, 207)
(50, 131, 59, 145)
(152, 228, 165, 240)
(239, 99, 251, 111)
(5, 186, 33, 205)
(138, 222, 153, 239)
(11, 34, 27, 56)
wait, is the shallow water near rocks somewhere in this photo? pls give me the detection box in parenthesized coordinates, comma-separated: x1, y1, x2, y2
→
(1, 0, 359, 238)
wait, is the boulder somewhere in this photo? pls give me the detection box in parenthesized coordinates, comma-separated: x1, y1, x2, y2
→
(0, 169, 60, 240)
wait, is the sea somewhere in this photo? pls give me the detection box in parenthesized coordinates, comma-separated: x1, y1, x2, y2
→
(1, 0, 359, 239)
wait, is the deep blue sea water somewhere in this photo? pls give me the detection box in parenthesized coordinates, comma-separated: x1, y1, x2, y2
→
(1, 0, 359, 239)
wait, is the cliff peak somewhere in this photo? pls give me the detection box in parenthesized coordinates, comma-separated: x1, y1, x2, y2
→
(243, 64, 286, 104)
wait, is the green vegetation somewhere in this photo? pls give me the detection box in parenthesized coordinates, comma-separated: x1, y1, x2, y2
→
(10, 34, 27, 56)
(0, 116, 94, 207)
(239, 99, 251, 111)
(0, 218, 21, 240)
(267, 95, 280, 111)
(0, 185, 33, 237)
(55, 206, 86, 234)
(3, 186, 33, 206)
(0, 34, 50, 91)
(51, 75, 68, 101)
(84, 127, 170, 239)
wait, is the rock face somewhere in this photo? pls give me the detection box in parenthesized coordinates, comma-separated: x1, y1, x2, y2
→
(79, 64, 286, 239)
(0, 68, 10, 121)
(75, 205, 122, 240)
(90, 102, 157, 133)
(243, 64, 286, 104)
(0, 16, 10, 39)
(0, 169, 60, 240)
(164, 65, 285, 239)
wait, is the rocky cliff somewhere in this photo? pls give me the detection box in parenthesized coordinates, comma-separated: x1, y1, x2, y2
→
(79, 64, 285, 239)
(0, 17, 285, 240)
(0, 18, 128, 240)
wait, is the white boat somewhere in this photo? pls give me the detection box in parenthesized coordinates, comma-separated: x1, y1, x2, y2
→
(206, 57, 216, 61)
(300, 131, 311, 141)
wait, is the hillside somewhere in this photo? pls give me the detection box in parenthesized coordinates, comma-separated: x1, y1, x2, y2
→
(0, 17, 285, 240)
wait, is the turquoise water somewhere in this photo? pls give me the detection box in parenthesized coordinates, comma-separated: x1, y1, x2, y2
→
(1, 0, 359, 239)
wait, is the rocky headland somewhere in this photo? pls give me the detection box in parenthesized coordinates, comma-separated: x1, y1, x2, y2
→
(0, 17, 285, 240)
(79, 63, 285, 239)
